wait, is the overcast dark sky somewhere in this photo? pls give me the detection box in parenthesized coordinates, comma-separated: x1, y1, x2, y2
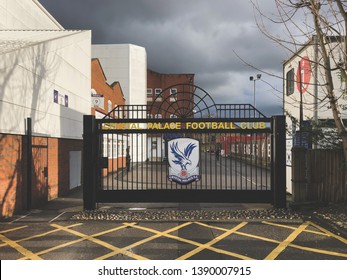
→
(39, 0, 287, 116)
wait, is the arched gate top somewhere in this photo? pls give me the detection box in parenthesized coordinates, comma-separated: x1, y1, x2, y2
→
(104, 83, 267, 119)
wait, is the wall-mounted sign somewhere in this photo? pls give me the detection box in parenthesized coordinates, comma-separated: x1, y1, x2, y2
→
(92, 94, 104, 109)
(168, 138, 200, 185)
(53, 89, 68, 107)
(296, 56, 311, 93)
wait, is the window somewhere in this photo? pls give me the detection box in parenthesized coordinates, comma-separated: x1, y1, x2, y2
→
(155, 88, 162, 95)
(155, 114, 162, 119)
(147, 89, 153, 102)
(286, 69, 295, 96)
(170, 88, 177, 101)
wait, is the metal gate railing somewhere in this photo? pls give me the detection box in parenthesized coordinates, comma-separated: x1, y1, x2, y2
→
(83, 85, 286, 209)
(83, 114, 286, 209)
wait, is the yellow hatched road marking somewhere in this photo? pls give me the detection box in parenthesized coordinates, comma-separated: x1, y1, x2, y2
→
(264, 222, 309, 260)
(122, 222, 253, 260)
(0, 226, 29, 248)
(0, 225, 28, 234)
(177, 222, 248, 260)
(96, 222, 192, 260)
(308, 221, 347, 245)
(262, 221, 329, 236)
(50, 223, 147, 260)
(0, 233, 42, 260)
(290, 243, 347, 258)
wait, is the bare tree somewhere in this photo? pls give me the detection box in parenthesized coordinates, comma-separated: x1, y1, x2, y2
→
(253, 0, 347, 162)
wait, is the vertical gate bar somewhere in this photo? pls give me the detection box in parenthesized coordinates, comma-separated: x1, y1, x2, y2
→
(255, 132, 258, 190)
(272, 115, 286, 208)
(111, 133, 114, 190)
(229, 133, 233, 190)
(106, 133, 109, 190)
(141, 130, 143, 191)
(26, 117, 32, 211)
(146, 132, 149, 190)
(251, 133, 253, 190)
(219, 132, 222, 190)
(161, 133, 163, 189)
(260, 133, 263, 189)
(123, 132, 126, 190)
(225, 132, 228, 190)
(240, 134, 243, 190)
(83, 115, 97, 210)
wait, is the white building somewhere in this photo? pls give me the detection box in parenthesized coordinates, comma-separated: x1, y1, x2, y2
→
(92, 44, 148, 162)
(0, 0, 91, 217)
(0, 30, 91, 138)
(0, 0, 63, 30)
(283, 36, 347, 193)
(92, 44, 147, 106)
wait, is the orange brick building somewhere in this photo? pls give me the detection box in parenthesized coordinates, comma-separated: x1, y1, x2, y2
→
(91, 58, 126, 175)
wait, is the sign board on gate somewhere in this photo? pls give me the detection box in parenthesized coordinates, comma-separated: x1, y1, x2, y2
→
(168, 138, 200, 185)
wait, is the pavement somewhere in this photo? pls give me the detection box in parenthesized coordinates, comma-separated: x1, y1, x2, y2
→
(1, 187, 347, 260)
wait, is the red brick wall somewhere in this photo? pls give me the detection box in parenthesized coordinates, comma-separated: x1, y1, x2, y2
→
(0, 134, 24, 218)
(0, 133, 82, 218)
(147, 70, 195, 118)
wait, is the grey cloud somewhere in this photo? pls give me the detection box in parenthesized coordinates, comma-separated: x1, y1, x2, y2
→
(39, 0, 285, 116)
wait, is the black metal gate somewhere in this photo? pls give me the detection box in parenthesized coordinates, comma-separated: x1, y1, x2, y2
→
(83, 84, 286, 209)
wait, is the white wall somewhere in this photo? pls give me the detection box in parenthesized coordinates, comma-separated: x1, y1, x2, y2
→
(0, 30, 91, 139)
(91, 44, 147, 106)
(0, 0, 63, 30)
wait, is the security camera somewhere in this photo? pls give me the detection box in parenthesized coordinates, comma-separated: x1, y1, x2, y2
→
(257, 74, 262, 79)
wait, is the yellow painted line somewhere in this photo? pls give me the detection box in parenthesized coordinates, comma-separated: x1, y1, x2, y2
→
(177, 222, 248, 260)
(15, 223, 83, 244)
(236, 231, 281, 244)
(290, 243, 347, 258)
(207, 246, 254, 260)
(264, 222, 309, 260)
(262, 221, 329, 236)
(50, 223, 147, 260)
(0, 225, 28, 234)
(97, 222, 192, 260)
(308, 221, 347, 245)
(194, 221, 229, 232)
(0, 233, 42, 260)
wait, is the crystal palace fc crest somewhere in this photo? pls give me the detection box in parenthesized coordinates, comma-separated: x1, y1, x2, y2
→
(168, 138, 200, 184)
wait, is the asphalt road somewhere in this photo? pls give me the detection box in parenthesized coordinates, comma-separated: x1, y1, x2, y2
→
(1, 203, 347, 260)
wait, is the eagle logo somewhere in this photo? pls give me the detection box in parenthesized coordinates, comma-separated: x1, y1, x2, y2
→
(168, 138, 200, 184)
(170, 141, 197, 171)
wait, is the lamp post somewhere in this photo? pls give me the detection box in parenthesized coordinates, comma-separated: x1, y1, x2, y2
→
(249, 73, 261, 108)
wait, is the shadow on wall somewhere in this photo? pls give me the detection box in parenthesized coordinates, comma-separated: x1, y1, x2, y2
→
(0, 42, 62, 218)
(0, 135, 23, 218)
